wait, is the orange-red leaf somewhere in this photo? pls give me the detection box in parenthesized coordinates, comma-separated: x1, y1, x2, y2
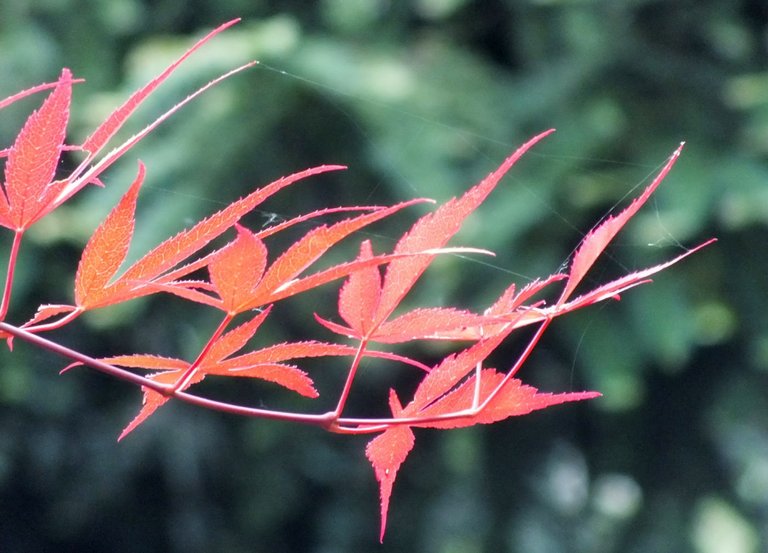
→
(80, 165, 343, 310)
(3, 68, 72, 230)
(118, 368, 189, 441)
(263, 249, 438, 304)
(558, 143, 683, 305)
(149, 206, 381, 286)
(120, 165, 342, 284)
(373, 308, 491, 343)
(208, 225, 268, 314)
(373, 130, 555, 327)
(115, 310, 326, 437)
(338, 240, 381, 336)
(365, 390, 414, 542)
(417, 369, 600, 429)
(406, 320, 522, 413)
(221, 363, 317, 398)
(421, 274, 565, 340)
(115, 350, 318, 438)
(21, 304, 78, 329)
(132, 280, 222, 308)
(203, 308, 271, 363)
(101, 354, 188, 371)
(60, 61, 256, 211)
(317, 306, 491, 343)
(215, 339, 430, 373)
(100, 354, 189, 440)
(243, 199, 426, 310)
(0, 74, 80, 112)
(555, 238, 716, 314)
(81, 20, 240, 159)
(214, 340, 354, 370)
(75, 163, 144, 307)
(189, 311, 294, 388)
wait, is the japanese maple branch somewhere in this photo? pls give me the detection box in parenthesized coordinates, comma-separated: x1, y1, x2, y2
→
(0, 320, 339, 427)
(0, 319, 522, 435)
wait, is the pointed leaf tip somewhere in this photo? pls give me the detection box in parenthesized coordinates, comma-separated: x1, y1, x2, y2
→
(75, 163, 145, 308)
(365, 390, 414, 541)
(80, 19, 242, 158)
(377, 129, 555, 321)
(558, 143, 683, 305)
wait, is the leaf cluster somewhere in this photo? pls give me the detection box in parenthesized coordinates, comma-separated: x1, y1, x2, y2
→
(0, 20, 713, 539)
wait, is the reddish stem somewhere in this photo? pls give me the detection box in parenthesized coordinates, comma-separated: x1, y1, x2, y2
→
(477, 316, 553, 411)
(332, 318, 555, 433)
(0, 321, 338, 428)
(332, 338, 369, 419)
(0, 230, 24, 321)
(23, 307, 84, 334)
(0, 320, 555, 436)
(171, 313, 234, 392)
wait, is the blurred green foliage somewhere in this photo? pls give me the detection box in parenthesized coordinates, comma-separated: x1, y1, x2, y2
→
(1, 0, 767, 551)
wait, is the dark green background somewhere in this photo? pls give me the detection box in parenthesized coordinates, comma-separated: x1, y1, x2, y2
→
(1, 1, 766, 551)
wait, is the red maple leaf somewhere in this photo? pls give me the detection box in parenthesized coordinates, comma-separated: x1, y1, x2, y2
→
(0, 68, 72, 231)
(0, 20, 246, 236)
(0, 20, 254, 325)
(354, 139, 713, 540)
